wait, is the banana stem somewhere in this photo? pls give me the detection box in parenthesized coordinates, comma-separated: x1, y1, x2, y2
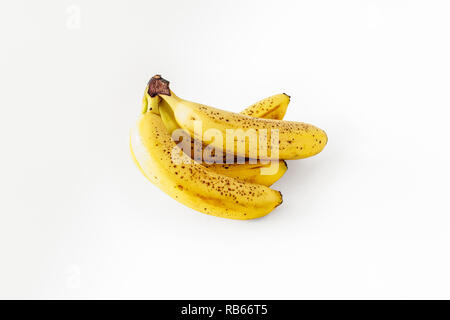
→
(148, 75, 171, 97)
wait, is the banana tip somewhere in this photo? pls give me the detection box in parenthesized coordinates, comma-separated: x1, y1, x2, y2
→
(323, 130, 328, 146)
(276, 191, 283, 208)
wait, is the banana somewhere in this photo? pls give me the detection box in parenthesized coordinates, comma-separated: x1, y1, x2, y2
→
(240, 93, 290, 119)
(154, 91, 288, 185)
(130, 110, 283, 220)
(148, 75, 327, 160)
(145, 91, 290, 120)
(156, 93, 291, 129)
(203, 161, 287, 187)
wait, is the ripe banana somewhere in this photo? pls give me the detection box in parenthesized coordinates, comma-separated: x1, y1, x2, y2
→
(202, 161, 287, 187)
(154, 94, 288, 186)
(148, 75, 327, 160)
(240, 93, 290, 120)
(130, 110, 283, 220)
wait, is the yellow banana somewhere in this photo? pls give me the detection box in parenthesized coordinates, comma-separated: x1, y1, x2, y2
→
(153, 91, 288, 186)
(148, 75, 327, 160)
(203, 161, 287, 187)
(130, 110, 283, 220)
(146, 92, 290, 119)
(240, 93, 290, 119)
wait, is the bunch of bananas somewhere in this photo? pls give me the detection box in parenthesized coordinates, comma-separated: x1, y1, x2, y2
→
(130, 75, 327, 220)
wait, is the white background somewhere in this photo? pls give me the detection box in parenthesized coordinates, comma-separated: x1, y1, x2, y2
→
(1, 0, 450, 299)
